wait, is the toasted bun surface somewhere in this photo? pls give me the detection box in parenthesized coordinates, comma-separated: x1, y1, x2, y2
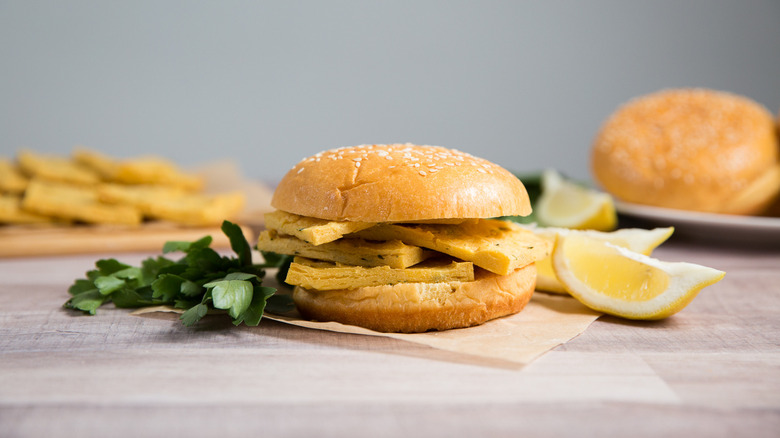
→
(272, 144, 531, 222)
(591, 89, 780, 215)
(292, 264, 536, 333)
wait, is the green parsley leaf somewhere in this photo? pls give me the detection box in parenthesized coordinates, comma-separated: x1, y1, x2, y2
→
(259, 250, 289, 267)
(111, 286, 159, 308)
(94, 276, 127, 296)
(179, 279, 203, 297)
(180, 303, 209, 326)
(222, 220, 252, 267)
(96, 258, 131, 276)
(65, 290, 108, 315)
(140, 256, 176, 283)
(183, 246, 230, 274)
(233, 285, 275, 326)
(155, 260, 187, 277)
(68, 279, 97, 296)
(221, 272, 258, 282)
(151, 274, 185, 302)
(276, 256, 294, 288)
(114, 266, 144, 281)
(174, 298, 201, 309)
(208, 280, 253, 319)
(162, 235, 213, 254)
(260, 250, 294, 288)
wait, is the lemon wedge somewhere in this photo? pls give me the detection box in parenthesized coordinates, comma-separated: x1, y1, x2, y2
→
(525, 225, 675, 294)
(552, 233, 725, 320)
(535, 169, 617, 231)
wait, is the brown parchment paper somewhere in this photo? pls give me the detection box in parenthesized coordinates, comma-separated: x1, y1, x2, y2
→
(264, 293, 601, 366)
(134, 292, 601, 368)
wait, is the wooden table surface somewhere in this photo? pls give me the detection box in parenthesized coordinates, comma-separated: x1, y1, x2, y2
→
(1, 234, 779, 437)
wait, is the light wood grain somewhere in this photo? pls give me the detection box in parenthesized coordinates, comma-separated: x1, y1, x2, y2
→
(0, 239, 779, 437)
(0, 222, 257, 257)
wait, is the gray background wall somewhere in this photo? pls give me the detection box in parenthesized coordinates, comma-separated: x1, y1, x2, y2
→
(1, 1, 779, 184)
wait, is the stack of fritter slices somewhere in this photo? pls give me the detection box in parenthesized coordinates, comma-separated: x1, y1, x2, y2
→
(258, 209, 550, 297)
(0, 147, 244, 227)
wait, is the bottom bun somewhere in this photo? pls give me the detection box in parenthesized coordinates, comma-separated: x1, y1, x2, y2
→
(292, 264, 536, 333)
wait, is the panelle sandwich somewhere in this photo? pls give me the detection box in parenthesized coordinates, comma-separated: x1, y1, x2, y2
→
(257, 144, 550, 333)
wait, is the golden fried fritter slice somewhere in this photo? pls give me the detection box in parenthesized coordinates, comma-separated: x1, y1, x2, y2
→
(74, 146, 203, 190)
(22, 179, 141, 225)
(17, 149, 100, 185)
(114, 157, 202, 190)
(352, 219, 551, 275)
(143, 191, 244, 226)
(0, 193, 56, 225)
(0, 158, 29, 194)
(264, 210, 375, 245)
(72, 147, 119, 180)
(257, 229, 434, 269)
(98, 183, 244, 226)
(98, 183, 187, 207)
(286, 256, 474, 290)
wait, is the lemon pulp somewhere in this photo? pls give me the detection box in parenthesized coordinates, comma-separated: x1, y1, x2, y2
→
(525, 226, 674, 295)
(545, 183, 596, 217)
(564, 236, 669, 301)
(536, 169, 617, 231)
(534, 253, 567, 293)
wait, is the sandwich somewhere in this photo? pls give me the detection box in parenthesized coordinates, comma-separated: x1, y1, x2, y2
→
(257, 144, 550, 333)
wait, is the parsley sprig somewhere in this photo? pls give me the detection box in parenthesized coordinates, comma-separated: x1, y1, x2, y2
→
(64, 220, 293, 327)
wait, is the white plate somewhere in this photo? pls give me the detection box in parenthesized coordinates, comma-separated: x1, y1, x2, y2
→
(615, 201, 780, 247)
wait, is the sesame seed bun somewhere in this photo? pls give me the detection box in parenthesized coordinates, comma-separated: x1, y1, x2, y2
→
(272, 144, 532, 222)
(591, 89, 780, 215)
(292, 263, 536, 333)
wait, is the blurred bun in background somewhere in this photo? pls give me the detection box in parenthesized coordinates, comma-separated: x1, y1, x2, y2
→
(764, 110, 780, 217)
(591, 88, 780, 215)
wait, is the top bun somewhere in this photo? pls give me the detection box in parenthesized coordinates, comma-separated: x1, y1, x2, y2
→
(591, 88, 780, 215)
(272, 144, 531, 222)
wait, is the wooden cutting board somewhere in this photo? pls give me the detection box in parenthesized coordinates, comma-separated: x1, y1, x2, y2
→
(0, 222, 259, 258)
